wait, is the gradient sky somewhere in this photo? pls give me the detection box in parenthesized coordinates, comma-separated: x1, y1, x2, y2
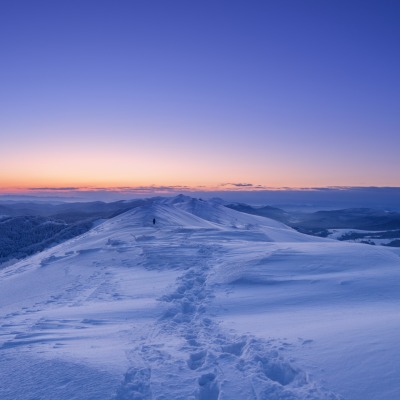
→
(1, 0, 399, 193)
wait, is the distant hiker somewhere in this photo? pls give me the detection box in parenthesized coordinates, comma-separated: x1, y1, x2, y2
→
(153, 218, 156, 225)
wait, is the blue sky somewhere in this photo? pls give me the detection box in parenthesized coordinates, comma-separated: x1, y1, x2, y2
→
(1, 0, 399, 191)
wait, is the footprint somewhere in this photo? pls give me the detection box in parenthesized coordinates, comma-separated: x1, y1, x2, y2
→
(187, 350, 206, 370)
(255, 355, 298, 386)
(220, 340, 246, 356)
(115, 367, 152, 400)
(198, 373, 219, 400)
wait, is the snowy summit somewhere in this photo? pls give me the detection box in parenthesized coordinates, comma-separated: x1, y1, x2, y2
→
(1, 196, 400, 400)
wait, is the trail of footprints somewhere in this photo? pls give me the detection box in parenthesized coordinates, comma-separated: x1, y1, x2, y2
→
(115, 243, 342, 400)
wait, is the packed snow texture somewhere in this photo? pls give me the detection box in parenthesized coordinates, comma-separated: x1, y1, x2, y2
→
(1, 195, 399, 399)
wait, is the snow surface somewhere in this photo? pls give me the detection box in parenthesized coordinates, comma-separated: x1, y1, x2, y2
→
(1, 195, 400, 399)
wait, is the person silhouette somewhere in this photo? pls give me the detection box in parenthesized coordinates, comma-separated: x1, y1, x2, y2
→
(153, 218, 156, 225)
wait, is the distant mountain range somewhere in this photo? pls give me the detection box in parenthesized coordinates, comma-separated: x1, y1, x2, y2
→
(0, 199, 152, 222)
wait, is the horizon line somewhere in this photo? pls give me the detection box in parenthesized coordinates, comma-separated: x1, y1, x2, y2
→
(1, 184, 400, 196)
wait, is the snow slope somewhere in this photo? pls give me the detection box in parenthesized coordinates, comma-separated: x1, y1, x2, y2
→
(0, 196, 400, 399)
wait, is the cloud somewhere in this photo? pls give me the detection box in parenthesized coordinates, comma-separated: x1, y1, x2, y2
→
(24, 183, 278, 194)
(0, 185, 195, 202)
(221, 183, 256, 188)
(28, 187, 81, 191)
(26, 185, 192, 193)
(107, 185, 192, 193)
(219, 183, 270, 190)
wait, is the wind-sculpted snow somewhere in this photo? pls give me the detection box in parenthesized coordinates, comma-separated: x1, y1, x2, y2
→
(0, 196, 399, 399)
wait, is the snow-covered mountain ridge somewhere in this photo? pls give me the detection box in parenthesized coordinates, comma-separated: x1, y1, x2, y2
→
(1, 196, 399, 400)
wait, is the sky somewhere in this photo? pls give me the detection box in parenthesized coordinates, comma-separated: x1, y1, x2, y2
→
(1, 0, 399, 197)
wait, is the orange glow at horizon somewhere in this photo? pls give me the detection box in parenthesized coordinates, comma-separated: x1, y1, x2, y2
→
(2, 123, 400, 191)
